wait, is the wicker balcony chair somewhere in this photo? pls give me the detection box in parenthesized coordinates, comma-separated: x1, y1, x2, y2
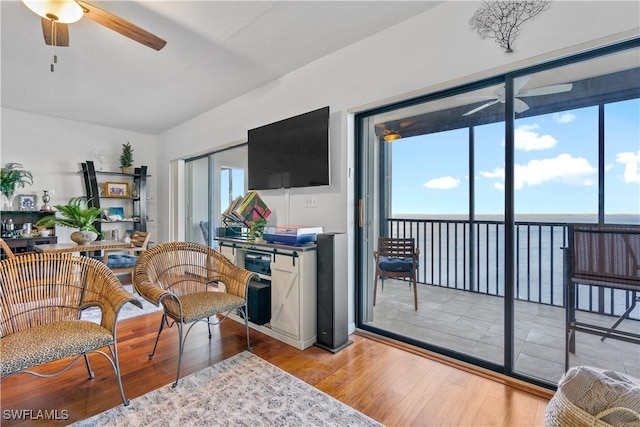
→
(373, 236, 419, 310)
(0, 253, 142, 406)
(133, 241, 256, 387)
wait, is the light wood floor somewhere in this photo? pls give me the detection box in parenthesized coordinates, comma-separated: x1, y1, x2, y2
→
(1, 310, 551, 426)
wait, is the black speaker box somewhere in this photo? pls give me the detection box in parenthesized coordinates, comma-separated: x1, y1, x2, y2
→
(315, 232, 352, 352)
(247, 279, 271, 325)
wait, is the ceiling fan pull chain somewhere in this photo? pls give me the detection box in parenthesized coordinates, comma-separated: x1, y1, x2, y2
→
(50, 20, 56, 72)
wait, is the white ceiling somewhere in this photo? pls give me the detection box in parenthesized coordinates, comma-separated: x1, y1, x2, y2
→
(1, 0, 441, 134)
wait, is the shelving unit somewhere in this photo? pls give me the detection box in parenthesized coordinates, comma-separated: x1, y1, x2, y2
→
(0, 211, 57, 258)
(80, 160, 149, 237)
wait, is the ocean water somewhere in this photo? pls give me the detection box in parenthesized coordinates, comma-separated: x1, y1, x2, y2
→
(389, 213, 639, 318)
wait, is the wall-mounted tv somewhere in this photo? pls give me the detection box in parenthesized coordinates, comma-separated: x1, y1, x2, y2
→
(248, 106, 330, 190)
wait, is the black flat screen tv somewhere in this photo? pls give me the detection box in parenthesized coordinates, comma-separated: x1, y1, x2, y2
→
(248, 106, 330, 190)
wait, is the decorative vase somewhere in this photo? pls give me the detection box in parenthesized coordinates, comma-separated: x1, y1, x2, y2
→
(2, 193, 15, 210)
(70, 231, 98, 245)
(121, 167, 134, 174)
(41, 190, 53, 212)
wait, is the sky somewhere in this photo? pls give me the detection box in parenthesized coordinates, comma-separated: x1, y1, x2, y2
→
(391, 98, 640, 217)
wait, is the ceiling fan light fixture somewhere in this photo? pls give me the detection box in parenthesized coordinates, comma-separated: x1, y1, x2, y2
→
(22, 0, 83, 23)
(384, 132, 402, 142)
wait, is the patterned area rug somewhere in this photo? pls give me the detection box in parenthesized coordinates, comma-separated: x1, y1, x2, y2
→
(72, 351, 382, 426)
(80, 284, 161, 323)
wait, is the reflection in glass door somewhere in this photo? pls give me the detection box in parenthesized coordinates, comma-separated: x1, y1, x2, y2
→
(510, 51, 640, 384)
(184, 145, 248, 246)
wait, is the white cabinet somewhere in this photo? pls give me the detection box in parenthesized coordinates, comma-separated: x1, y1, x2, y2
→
(217, 238, 317, 350)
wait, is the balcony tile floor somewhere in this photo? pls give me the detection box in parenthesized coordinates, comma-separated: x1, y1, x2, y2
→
(369, 279, 640, 384)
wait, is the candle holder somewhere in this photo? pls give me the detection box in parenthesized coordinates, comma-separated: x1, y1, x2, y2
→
(41, 189, 54, 212)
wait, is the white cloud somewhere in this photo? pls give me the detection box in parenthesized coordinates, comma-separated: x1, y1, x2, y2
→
(424, 176, 460, 189)
(514, 124, 558, 151)
(481, 169, 503, 180)
(552, 112, 576, 124)
(616, 150, 640, 184)
(480, 153, 597, 190)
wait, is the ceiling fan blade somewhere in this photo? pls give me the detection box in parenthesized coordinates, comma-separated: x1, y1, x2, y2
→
(457, 95, 498, 101)
(77, 0, 166, 51)
(41, 18, 69, 47)
(517, 83, 573, 97)
(514, 98, 530, 114)
(463, 99, 500, 116)
(513, 76, 531, 94)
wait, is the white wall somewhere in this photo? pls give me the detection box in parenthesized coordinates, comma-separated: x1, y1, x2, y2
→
(155, 2, 640, 332)
(0, 109, 158, 242)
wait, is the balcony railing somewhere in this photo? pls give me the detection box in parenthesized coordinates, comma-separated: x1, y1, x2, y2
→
(387, 218, 639, 320)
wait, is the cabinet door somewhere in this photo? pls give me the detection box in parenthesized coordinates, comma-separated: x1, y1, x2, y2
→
(270, 256, 300, 339)
(219, 244, 236, 263)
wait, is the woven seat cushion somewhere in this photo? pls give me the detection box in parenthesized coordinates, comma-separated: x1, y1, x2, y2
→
(0, 321, 114, 375)
(379, 256, 414, 272)
(166, 291, 246, 324)
(105, 254, 138, 268)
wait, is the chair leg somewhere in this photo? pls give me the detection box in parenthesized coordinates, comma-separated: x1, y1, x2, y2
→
(149, 314, 166, 360)
(601, 295, 638, 342)
(107, 344, 131, 406)
(172, 322, 185, 388)
(237, 306, 252, 352)
(412, 275, 418, 311)
(83, 353, 95, 379)
(207, 316, 212, 339)
(373, 271, 379, 306)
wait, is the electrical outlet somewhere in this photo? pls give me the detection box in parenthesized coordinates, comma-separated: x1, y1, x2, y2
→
(305, 196, 317, 208)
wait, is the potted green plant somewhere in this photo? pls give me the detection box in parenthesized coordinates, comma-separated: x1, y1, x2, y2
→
(36, 197, 104, 245)
(0, 163, 33, 210)
(120, 142, 134, 174)
(247, 218, 267, 243)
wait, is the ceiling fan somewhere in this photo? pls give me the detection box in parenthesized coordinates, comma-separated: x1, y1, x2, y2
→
(462, 77, 572, 116)
(375, 119, 423, 141)
(22, 0, 166, 51)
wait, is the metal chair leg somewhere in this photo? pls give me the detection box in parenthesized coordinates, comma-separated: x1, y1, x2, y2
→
(149, 314, 166, 359)
(107, 344, 131, 406)
(83, 353, 95, 378)
(600, 296, 638, 342)
(238, 306, 252, 352)
(172, 322, 184, 388)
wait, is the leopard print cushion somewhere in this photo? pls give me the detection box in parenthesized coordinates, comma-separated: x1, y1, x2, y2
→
(166, 292, 246, 324)
(0, 321, 114, 375)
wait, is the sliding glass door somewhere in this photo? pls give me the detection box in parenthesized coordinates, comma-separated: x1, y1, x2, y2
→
(184, 145, 248, 246)
(356, 40, 640, 386)
(185, 156, 209, 244)
(359, 83, 507, 369)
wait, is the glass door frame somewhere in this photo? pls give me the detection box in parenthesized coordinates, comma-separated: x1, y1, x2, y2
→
(355, 37, 640, 388)
(184, 143, 248, 247)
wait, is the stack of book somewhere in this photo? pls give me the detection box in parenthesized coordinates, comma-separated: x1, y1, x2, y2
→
(222, 191, 271, 227)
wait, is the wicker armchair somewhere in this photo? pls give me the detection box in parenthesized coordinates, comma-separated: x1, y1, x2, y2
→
(0, 237, 31, 260)
(133, 241, 256, 387)
(0, 253, 142, 406)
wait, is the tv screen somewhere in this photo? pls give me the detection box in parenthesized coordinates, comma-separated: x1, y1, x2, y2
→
(248, 106, 330, 190)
